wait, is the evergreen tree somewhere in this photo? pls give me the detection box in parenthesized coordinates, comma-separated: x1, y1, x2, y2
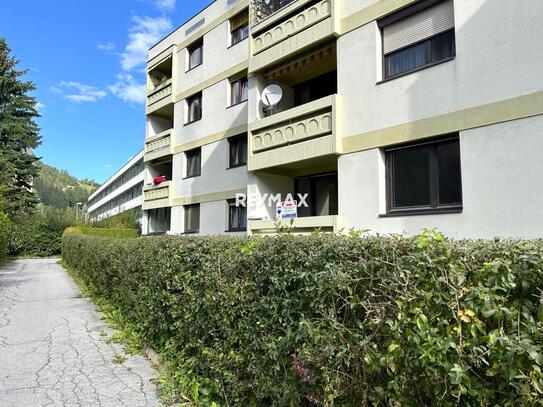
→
(0, 37, 41, 215)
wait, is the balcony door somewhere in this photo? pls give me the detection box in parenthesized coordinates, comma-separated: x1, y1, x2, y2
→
(295, 172, 338, 218)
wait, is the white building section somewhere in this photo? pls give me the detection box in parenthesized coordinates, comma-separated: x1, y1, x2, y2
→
(88, 151, 145, 222)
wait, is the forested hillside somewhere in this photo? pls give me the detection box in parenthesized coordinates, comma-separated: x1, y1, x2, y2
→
(34, 162, 99, 208)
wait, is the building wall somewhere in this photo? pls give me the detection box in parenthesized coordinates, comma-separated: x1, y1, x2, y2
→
(338, 0, 543, 139)
(88, 151, 144, 222)
(339, 115, 543, 239)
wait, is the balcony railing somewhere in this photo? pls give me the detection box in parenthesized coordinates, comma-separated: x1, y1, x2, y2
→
(249, 215, 341, 234)
(147, 79, 172, 106)
(145, 130, 172, 157)
(143, 182, 170, 202)
(251, 0, 298, 26)
(252, 0, 332, 54)
(249, 95, 341, 171)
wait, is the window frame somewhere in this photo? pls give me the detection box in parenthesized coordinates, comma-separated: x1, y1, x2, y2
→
(229, 76, 248, 107)
(379, 0, 456, 82)
(382, 29, 456, 81)
(229, 10, 249, 47)
(183, 204, 200, 234)
(185, 147, 202, 179)
(187, 38, 203, 71)
(227, 133, 248, 169)
(185, 92, 202, 124)
(384, 135, 463, 216)
(227, 199, 247, 232)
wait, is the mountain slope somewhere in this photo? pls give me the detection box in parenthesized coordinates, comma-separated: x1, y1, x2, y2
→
(34, 162, 99, 208)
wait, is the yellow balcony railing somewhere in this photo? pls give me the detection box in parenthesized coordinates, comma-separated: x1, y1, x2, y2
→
(144, 130, 173, 162)
(248, 95, 341, 171)
(147, 79, 172, 106)
(143, 182, 171, 210)
(252, 0, 332, 54)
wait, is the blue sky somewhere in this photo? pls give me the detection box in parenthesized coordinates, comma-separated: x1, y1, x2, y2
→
(0, 0, 211, 183)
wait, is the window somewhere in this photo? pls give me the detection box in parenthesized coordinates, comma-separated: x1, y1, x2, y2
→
(186, 93, 202, 124)
(184, 204, 200, 234)
(293, 70, 337, 107)
(230, 76, 248, 106)
(227, 199, 247, 232)
(386, 135, 462, 214)
(230, 10, 249, 46)
(228, 134, 247, 168)
(187, 38, 203, 70)
(380, 0, 455, 80)
(148, 208, 171, 235)
(185, 148, 201, 178)
(294, 172, 338, 218)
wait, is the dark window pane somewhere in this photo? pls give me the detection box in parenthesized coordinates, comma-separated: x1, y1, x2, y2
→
(437, 140, 462, 205)
(391, 146, 431, 208)
(314, 174, 338, 216)
(186, 148, 201, 177)
(385, 41, 427, 78)
(431, 30, 455, 63)
(185, 204, 200, 233)
(295, 178, 312, 217)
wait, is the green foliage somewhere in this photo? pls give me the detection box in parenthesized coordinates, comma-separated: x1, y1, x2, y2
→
(91, 207, 142, 232)
(64, 227, 139, 239)
(0, 37, 41, 215)
(34, 162, 98, 209)
(62, 233, 543, 406)
(10, 206, 76, 257)
(0, 211, 11, 262)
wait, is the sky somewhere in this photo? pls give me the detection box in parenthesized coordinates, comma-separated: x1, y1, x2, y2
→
(0, 0, 212, 183)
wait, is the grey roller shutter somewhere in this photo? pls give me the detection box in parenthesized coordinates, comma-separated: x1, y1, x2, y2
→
(383, 0, 455, 54)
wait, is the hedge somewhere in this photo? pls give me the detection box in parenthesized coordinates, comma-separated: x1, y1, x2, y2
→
(0, 211, 10, 262)
(62, 231, 543, 406)
(64, 226, 139, 239)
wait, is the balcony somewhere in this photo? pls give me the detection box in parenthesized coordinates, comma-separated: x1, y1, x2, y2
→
(249, 94, 341, 171)
(249, 215, 341, 234)
(145, 129, 173, 162)
(146, 79, 173, 113)
(143, 181, 171, 210)
(249, 0, 339, 72)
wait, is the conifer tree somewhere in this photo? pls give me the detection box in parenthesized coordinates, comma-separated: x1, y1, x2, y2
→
(0, 37, 41, 215)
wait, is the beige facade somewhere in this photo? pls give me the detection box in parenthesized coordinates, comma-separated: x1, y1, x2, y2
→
(142, 0, 543, 238)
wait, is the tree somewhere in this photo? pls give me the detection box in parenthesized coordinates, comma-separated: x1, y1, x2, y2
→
(0, 37, 41, 216)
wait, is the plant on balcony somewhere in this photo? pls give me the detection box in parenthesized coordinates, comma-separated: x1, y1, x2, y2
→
(152, 176, 167, 185)
(251, 0, 297, 24)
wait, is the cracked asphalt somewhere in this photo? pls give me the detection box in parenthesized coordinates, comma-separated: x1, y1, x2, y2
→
(0, 259, 159, 407)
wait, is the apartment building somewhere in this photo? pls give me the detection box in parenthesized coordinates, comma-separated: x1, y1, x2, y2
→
(88, 150, 144, 222)
(142, 0, 543, 239)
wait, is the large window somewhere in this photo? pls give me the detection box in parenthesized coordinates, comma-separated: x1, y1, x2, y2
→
(230, 76, 248, 106)
(185, 148, 201, 178)
(227, 199, 247, 232)
(230, 10, 249, 46)
(187, 38, 203, 70)
(184, 204, 200, 234)
(228, 134, 247, 168)
(295, 172, 338, 218)
(386, 135, 462, 214)
(186, 93, 202, 124)
(148, 207, 170, 235)
(380, 0, 455, 80)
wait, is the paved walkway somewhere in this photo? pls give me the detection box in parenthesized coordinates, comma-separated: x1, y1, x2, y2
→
(0, 259, 159, 407)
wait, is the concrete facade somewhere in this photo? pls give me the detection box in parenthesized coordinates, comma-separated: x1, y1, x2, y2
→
(142, 0, 543, 239)
(87, 151, 144, 222)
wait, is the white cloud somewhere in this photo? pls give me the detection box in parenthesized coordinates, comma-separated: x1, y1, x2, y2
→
(97, 42, 115, 52)
(120, 15, 172, 72)
(54, 81, 107, 103)
(109, 73, 147, 105)
(36, 101, 46, 113)
(155, 0, 176, 12)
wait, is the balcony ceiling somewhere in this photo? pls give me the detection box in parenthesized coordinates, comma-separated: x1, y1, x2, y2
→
(264, 42, 336, 86)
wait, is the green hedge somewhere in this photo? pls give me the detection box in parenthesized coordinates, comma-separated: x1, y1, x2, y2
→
(64, 226, 139, 239)
(0, 212, 11, 262)
(62, 232, 543, 406)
